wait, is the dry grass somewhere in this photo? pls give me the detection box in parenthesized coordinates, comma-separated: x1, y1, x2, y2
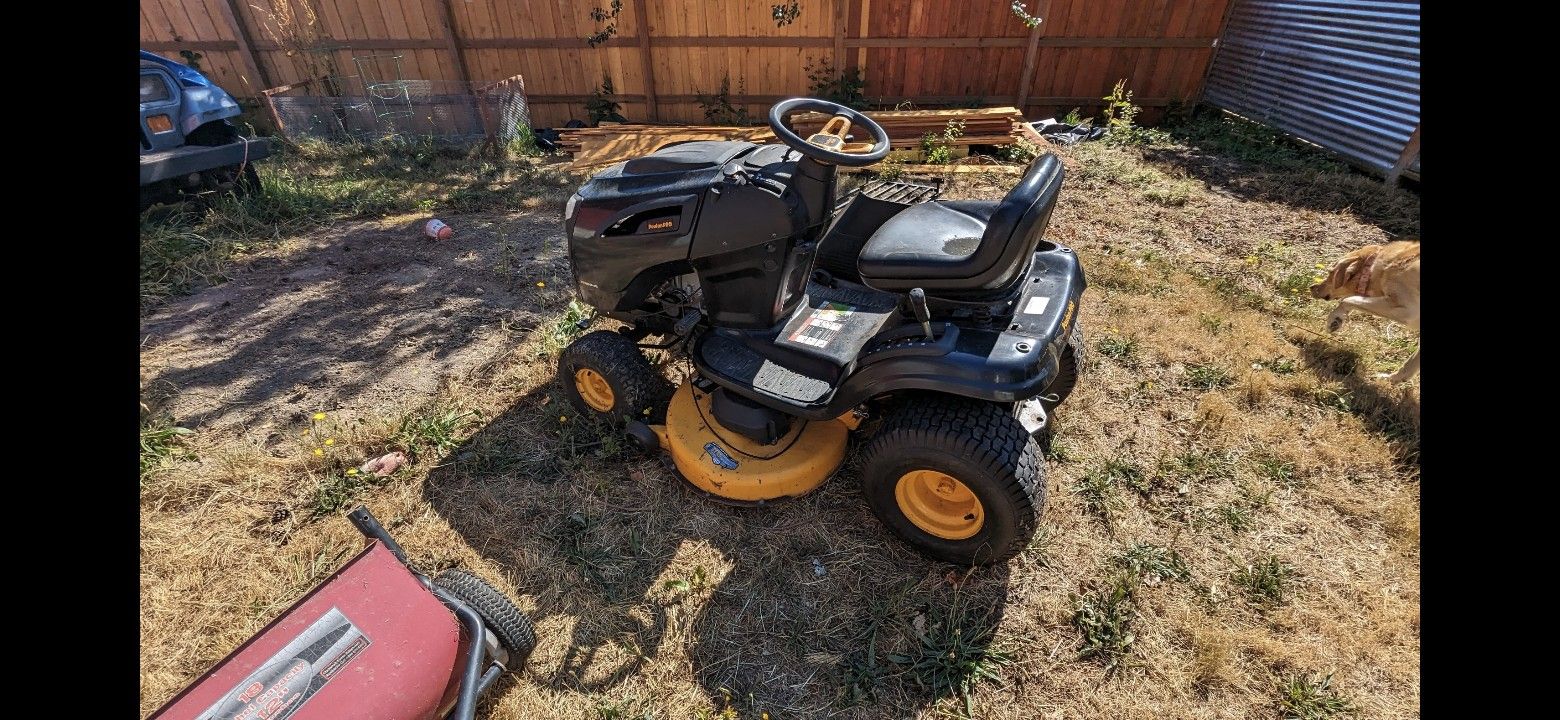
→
(140, 125, 1419, 719)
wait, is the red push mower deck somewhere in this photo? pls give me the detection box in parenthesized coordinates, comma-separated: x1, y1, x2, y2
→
(150, 506, 535, 720)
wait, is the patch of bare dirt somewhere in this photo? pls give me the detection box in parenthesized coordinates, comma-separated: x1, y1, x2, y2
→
(140, 210, 569, 438)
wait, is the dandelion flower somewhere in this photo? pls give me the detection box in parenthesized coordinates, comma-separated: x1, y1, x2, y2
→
(346, 468, 359, 476)
(313, 448, 324, 457)
(325, 438, 336, 446)
(1315, 263, 1325, 269)
(312, 412, 327, 421)
(536, 281, 546, 288)
(559, 415, 568, 422)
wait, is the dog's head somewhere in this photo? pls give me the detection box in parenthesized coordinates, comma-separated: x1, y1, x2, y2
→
(1310, 245, 1381, 300)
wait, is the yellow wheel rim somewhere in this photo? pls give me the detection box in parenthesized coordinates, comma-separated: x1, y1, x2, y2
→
(894, 470, 985, 540)
(574, 368, 616, 412)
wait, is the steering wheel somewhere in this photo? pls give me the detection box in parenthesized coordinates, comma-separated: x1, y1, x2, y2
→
(768, 98, 891, 167)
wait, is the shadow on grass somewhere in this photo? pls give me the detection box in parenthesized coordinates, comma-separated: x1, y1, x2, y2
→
(1292, 335, 1420, 467)
(1142, 111, 1421, 238)
(424, 379, 1016, 717)
(139, 202, 571, 435)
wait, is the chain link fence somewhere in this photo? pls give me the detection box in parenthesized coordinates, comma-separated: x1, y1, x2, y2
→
(262, 65, 531, 145)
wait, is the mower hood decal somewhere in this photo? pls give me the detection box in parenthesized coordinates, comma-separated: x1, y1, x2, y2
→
(196, 606, 372, 720)
(703, 442, 740, 470)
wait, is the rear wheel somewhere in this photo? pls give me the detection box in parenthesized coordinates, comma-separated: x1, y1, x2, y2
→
(559, 330, 668, 424)
(858, 396, 1044, 565)
(1042, 323, 1085, 411)
(433, 569, 536, 668)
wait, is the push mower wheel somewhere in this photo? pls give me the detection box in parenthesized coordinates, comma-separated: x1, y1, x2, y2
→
(433, 569, 537, 668)
(558, 330, 668, 424)
(1042, 323, 1086, 411)
(858, 396, 1045, 565)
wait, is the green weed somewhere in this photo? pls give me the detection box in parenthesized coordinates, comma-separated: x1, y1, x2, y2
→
(540, 299, 595, 356)
(1159, 447, 1235, 484)
(1111, 542, 1190, 585)
(1252, 452, 1300, 487)
(586, 74, 626, 122)
(1101, 80, 1170, 147)
(1218, 503, 1255, 534)
(392, 405, 479, 459)
(890, 594, 1011, 719)
(1197, 313, 1227, 335)
(805, 58, 868, 109)
(1075, 466, 1122, 527)
(1073, 575, 1137, 672)
(1233, 554, 1295, 609)
(1185, 363, 1233, 390)
(1278, 270, 1320, 301)
(140, 417, 194, 479)
(921, 119, 966, 165)
(309, 470, 389, 518)
(695, 75, 752, 125)
(1277, 673, 1356, 719)
(596, 698, 658, 720)
(1165, 111, 1343, 172)
(1096, 334, 1139, 364)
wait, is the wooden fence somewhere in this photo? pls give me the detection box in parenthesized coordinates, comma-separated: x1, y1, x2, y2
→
(141, 0, 1234, 128)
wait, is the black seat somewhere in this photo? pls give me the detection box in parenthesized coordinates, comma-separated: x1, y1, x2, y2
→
(857, 153, 1063, 295)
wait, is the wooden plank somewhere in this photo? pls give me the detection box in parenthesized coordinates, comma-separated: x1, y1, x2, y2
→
(856, 0, 871, 70)
(1385, 123, 1420, 184)
(436, 0, 473, 86)
(833, 0, 847, 78)
(142, 35, 1217, 54)
(850, 36, 1027, 48)
(1189, 0, 1238, 106)
(217, 0, 271, 93)
(1013, 0, 1052, 109)
(842, 163, 1026, 174)
(142, 40, 240, 51)
(631, 0, 658, 121)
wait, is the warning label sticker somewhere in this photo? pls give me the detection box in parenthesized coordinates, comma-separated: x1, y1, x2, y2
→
(197, 607, 371, 720)
(786, 301, 856, 349)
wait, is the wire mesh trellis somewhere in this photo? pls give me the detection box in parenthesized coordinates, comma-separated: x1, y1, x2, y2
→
(264, 58, 531, 144)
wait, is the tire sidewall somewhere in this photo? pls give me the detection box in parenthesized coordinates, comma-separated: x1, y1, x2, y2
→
(862, 449, 1029, 565)
(560, 352, 632, 421)
(558, 330, 663, 424)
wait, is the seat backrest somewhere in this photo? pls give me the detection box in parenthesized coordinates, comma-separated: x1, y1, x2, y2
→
(966, 152, 1064, 290)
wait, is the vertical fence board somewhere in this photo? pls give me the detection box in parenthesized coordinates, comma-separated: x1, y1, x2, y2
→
(143, 0, 1236, 127)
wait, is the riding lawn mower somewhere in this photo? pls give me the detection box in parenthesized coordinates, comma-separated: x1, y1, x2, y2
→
(560, 98, 1086, 565)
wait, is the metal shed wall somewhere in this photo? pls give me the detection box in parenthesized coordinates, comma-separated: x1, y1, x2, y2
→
(1203, 0, 1419, 179)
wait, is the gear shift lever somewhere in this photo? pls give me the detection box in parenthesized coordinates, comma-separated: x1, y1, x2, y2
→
(908, 288, 933, 340)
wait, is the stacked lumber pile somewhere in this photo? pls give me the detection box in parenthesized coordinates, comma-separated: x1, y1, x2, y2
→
(558, 108, 1037, 171)
(561, 125, 776, 170)
(789, 106, 1029, 149)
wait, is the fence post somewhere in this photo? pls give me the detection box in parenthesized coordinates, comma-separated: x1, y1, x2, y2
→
(1014, 1, 1051, 112)
(218, 0, 272, 97)
(1190, 0, 1241, 108)
(1386, 123, 1420, 184)
(437, 0, 475, 88)
(833, 0, 848, 80)
(631, 0, 659, 122)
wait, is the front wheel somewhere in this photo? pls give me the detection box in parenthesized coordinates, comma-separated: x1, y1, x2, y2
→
(858, 396, 1045, 565)
(433, 569, 536, 668)
(558, 330, 668, 424)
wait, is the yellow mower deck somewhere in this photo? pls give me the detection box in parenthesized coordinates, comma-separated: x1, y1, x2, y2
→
(649, 382, 849, 502)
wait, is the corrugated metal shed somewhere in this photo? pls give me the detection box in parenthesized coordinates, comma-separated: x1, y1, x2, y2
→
(1204, 0, 1420, 180)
